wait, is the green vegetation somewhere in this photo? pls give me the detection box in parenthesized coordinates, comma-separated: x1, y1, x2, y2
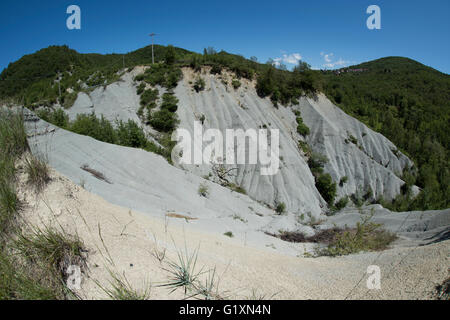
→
(307, 152, 337, 205)
(24, 155, 50, 192)
(149, 109, 179, 133)
(37, 109, 173, 162)
(140, 88, 158, 109)
(231, 79, 241, 89)
(98, 270, 151, 300)
(140, 63, 183, 89)
(223, 231, 234, 238)
(315, 218, 397, 257)
(339, 176, 348, 187)
(334, 196, 349, 211)
(322, 57, 450, 210)
(268, 215, 396, 257)
(275, 202, 286, 215)
(296, 115, 310, 136)
(159, 246, 203, 294)
(0, 110, 86, 300)
(256, 61, 320, 106)
(198, 183, 209, 197)
(316, 174, 337, 205)
(193, 77, 206, 92)
(228, 183, 247, 195)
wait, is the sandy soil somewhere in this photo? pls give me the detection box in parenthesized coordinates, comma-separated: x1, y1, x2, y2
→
(16, 164, 449, 300)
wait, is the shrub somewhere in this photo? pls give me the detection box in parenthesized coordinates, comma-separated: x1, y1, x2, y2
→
(228, 183, 246, 195)
(116, 120, 147, 149)
(223, 232, 233, 238)
(193, 77, 205, 92)
(308, 152, 328, 175)
(316, 219, 397, 257)
(210, 64, 222, 75)
(231, 79, 241, 89)
(275, 202, 286, 214)
(296, 116, 310, 136)
(144, 63, 182, 89)
(136, 83, 146, 95)
(198, 183, 209, 197)
(149, 109, 179, 133)
(160, 93, 179, 113)
(62, 92, 77, 109)
(70, 113, 117, 144)
(316, 173, 337, 205)
(37, 108, 69, 128)
(140, 88, 158, 107)
(339, 176, 348, 187)
(335, 196, 349, 210)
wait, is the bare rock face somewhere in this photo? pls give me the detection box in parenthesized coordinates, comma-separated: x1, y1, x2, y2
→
(61, 67, 415, 216)
(174, 68, 324, 216)
(298, 94, 415, 201)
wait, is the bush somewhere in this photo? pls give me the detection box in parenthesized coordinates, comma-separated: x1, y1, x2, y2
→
(37, 108, 69, 128)
(198, 183, 209, 197)
(339, 176, 348, 187)
(296, 116, 310, 136)
(316, 173, 337, 205)
(160, 93, 178, 113)
(140, 88, 158, 107)
(149, 109, 179, 133)
(308, 152, 328, 175)
(62, 92, 77, 109)
(275, 202, 286, 214)
(144, 63, 182, 89)
(210, 64, 222, 75)
(70, 113, 117, 144)
(231, 79, 241, 89)
(193, 77, 205, 92)
(335, 196, 349, 210)
(316, 218, 397, 257)
(116, 120, 148, 149)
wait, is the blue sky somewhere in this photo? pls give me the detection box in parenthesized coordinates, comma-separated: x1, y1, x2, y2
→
(1, 0, 449, 73)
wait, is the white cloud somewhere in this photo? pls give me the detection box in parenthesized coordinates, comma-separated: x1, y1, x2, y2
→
(273, 53, 302, 66)
(320, 52, 349, 69)
(323, 58, 350, 69)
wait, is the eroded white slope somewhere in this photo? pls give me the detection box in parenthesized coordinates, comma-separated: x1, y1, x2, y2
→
(24, 110, 318, 255)
(298, 94, 415, 201)
(175, 68, 324, 216)
(65, 66, 416, 214)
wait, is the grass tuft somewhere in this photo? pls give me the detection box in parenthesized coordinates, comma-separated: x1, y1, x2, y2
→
(14, 226, 87, 285)
(99, 270, 151, 300)
(25, 155, 50, 192)
(159, 245, 204, 295)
